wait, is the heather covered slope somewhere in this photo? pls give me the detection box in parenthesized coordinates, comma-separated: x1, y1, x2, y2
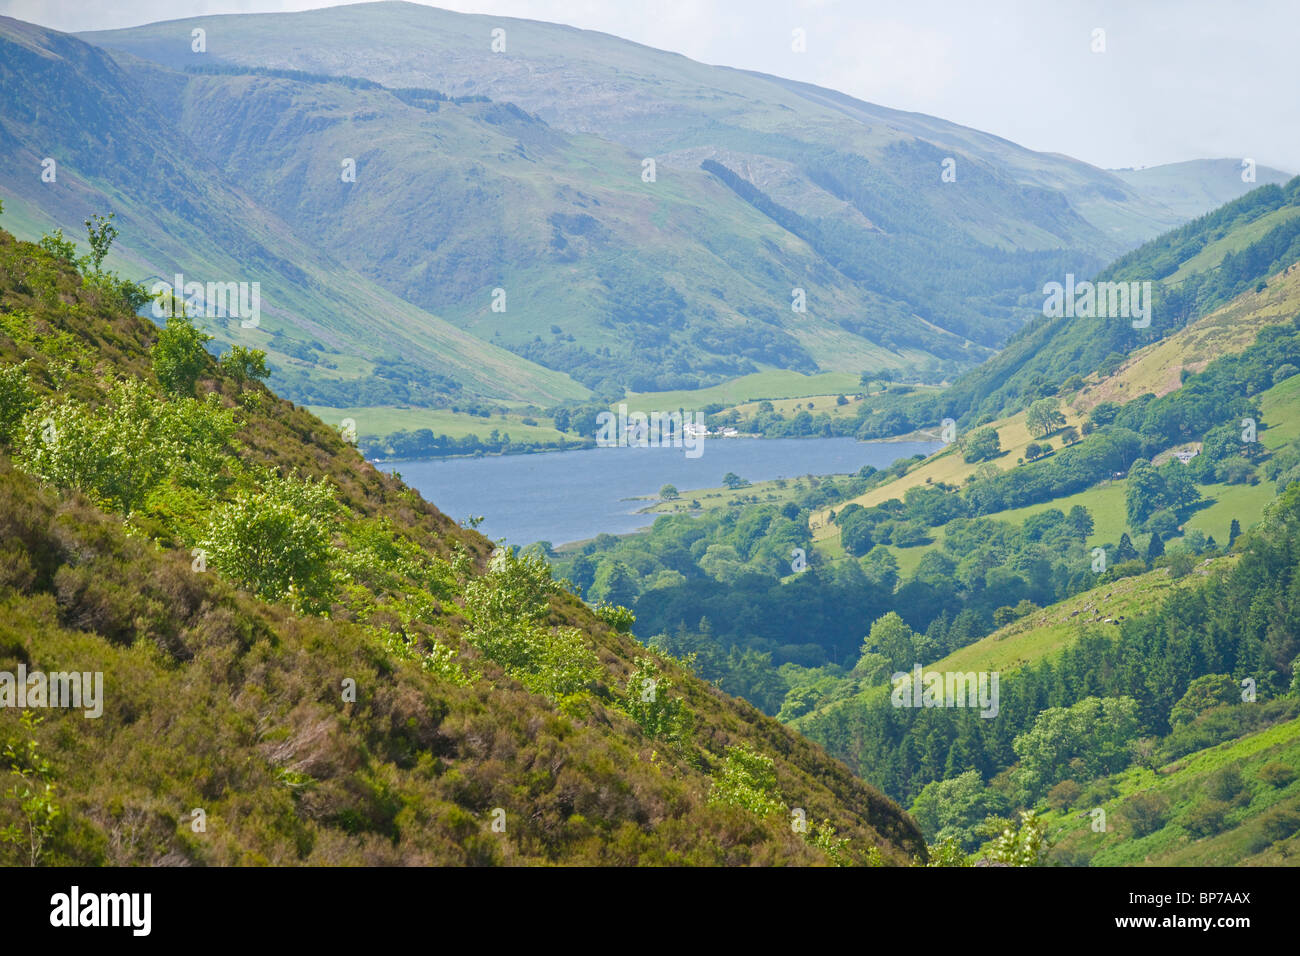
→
(0, 223, 923, 865)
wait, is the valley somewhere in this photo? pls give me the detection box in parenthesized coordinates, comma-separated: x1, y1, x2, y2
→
(1, 0, 1298, 875)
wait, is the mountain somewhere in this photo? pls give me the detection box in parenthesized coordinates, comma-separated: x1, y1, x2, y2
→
(1116, 159, 1293, 222)
(0, 1, 1254, 406)
(0, 219, 923, 865)
(0, 15, 589, 409)
(903, 177, 1300, 429)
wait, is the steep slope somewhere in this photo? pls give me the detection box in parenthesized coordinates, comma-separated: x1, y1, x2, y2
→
(0, 16, 588, 408)
(75, 2, 1250, 388)
(126, 59, 937, 391)
(929, 177, 1300, 427)
(0, 222, 923, 865)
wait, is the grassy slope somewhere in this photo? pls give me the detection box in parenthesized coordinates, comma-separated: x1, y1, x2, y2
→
(812, 261, 1300, 563)
(0, 23, 587, 406)
(0, 227, 924, 866)
(307, 405, 567, 444)
(1045, 714, 1300, 866)
(789, 561, 1221, 735)
(620, 371, 863, 415)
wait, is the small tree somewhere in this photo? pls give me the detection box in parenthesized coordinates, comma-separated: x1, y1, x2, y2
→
(218, 346, 269, 384)
(152, 312, 213, 397)
(659, 484, 679, 500)
(961, 427, 1001, 463)
(1, 712, 60, 867)
(1145, 531, 1165, 564)
(1067, 505, 1094, 539)
(201, 474, 340, 612)
(1026, 399, 1066, 437)
(83, 212, 118, 275)
(622, 657, 692, 744)
(1126, 791, 1170, 837)
(982, 810, 1048, 866)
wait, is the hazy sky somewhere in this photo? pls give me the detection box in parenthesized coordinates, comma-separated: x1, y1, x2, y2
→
(4, 0, 1296, 173)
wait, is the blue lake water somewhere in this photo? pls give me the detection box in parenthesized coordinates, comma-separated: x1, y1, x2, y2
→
(390, 437, 940, 547)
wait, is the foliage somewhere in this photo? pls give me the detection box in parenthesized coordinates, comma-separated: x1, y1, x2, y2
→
(708, 745, 786, 818)
(980, 810, 1048, 866)
(200, 473, 340, 613)
(463, 549, 601, 701)
(621, 657, 692, 745)
(17, 378, 236, 516)
(151, 312, 213, 397)
(1, 712, 60, 867)
(961, 427, 1001, 463)
(218, 346, 269, 384)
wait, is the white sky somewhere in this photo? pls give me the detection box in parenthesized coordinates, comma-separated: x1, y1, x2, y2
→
(3, 0, 1296, 172)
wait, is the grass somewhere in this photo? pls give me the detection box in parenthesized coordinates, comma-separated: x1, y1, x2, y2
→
(926, 562, 1220, 678)
(1167, 206, 1300, 286)
(1072, 261, 1300, 415)
(637, 476, 815, 516)
(619, 371, 864, 414)
(1261, 367, 1300, 448)
(307, 405, 566, 442)
(1042, 713, 1300, 866)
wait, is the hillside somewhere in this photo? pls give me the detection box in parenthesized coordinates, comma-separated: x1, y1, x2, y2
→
(14, 2, 1260, 405)
(923, 177, 1300, 428)
(0, 17, 586, 411)
(0, 218, 924, 865)
(1115, 159, 1292, 222)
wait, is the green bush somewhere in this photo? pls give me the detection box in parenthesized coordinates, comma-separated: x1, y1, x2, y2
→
(1183, 798, 1231, 838)
(622, 657, 692, 744)
(200, 473, 340, 613)
(1125, 791, 1171, 837)
(151, 313, 212, 397)
(17, 378, 234, 516)
(462, 549, 600, 700)
(708, 745, 785, 818)
(1257, 762, 1297, 788)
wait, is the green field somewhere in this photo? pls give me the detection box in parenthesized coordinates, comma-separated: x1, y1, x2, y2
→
(619, 370, 864, 414)
(928, 562, 1220, 677)
(307, 405, 566, 442)
(1168, 205, 1300, 286)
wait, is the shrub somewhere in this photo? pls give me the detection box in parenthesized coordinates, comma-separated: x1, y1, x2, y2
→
(16, 378, 234, 516)
(1125, 791, 1171, 837)
(1257, 762, 1297, 788)
(1046, 779, 1083, 811)
(1204, 766, 1247, 804)
(1183, 799, 1231, 838)
(152, 313, 212, 397)
(708, 745, 785, 818)
(622, 657, 692, 744)
(462, 548, 600, 700)
(0, 362, 34, 444)
(200, 473, 340, 613)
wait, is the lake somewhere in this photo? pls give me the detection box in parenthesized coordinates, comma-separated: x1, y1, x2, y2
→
(390, 437, 941, 547)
